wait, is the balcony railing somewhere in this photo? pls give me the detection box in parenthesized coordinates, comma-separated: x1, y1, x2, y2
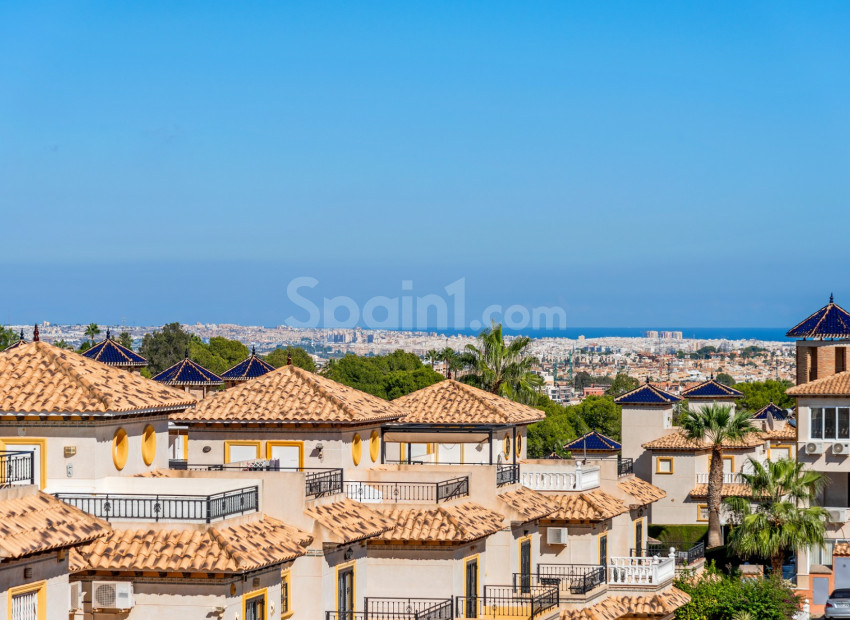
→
(0, 451, 34, 487)
(536, 564, 606, 595)
(54, 486, 258, 523)
(520, 465, 600, 492)
(695, 472, 745, 485)
(455, 584, 559, 619)
(364, 597, 454, 619)
(617, 456, 634, 477)
(345, 477, 469, 504)
(630, 542, 705, 566)
(607, 555, 676, 586)
(497, 463, 520, 487)
(184, 462, 343, 498)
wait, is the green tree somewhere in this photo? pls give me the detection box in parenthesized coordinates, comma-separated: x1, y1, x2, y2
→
(188, 338, 229, 375)
(715, 372, 736, 387)
(460, 322, 543, 403)
(735, 379, 793, 411)
(140, 323, 193, 374)
(726, 457, 827, 575)
(680, 404, 757, 548)
(526, 396, 581, 458)
(117, 331, 134, 350)
(265, 347, 317, 372)
(570, 395, 622, 440)
(54, 339, 72, 350)
(425, 349, 440, 368)
(84, 323, 101, 345)
(607, 374, 639, 398)
(438, 347, 465, 379)
(0, 326, 19, 350)
(321, 350, 443, 399)
(573, 371, 594, 391)
(207, 337, 250, 369)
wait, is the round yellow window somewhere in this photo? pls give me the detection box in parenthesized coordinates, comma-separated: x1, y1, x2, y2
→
(370, 430, 380, 463)
(352, 433, 362, 466)
(142, 425, 156, 466)
(516, 433, 523, 457)
(504, 433, 512, 458)
(112, 428, 129, 471)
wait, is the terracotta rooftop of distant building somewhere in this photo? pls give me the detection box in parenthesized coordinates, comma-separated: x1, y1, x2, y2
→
(497, 486, 560, 522)
(689, 483, 763, 499)
(0, 486, 110, 562)
(376, 502, 505, 544)
(787, 370, 850, 397)
(70, 515, 311, 574)
(394, 380, 544, 425)
(0, 340, 195, 415)
(305, 498, 396, 545)
(560, 587, 690, 620)
(174, 364, 403, 425)
(543, 489, 629, 522)
(618, 477, 666, 507)
(762, 424, 796, 441)
(642, 429, 764, 451)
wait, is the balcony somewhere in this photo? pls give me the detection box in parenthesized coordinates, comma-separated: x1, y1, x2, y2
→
(345, 477, 469, 504)
(607, 555, 676, 587)
(454, 584, 559, 619)
(54, 485, 258, 523)
(363, 597, 454, 619)
(184, 462, 343, 498)
(497, 463, 520, 487)
(0, 451, 34, 487)
(535, 564, 606, 595)
(617, 457, 634, 477)
(520, 464, 600, 492)
(630, 542, 705, 567)
(695, 472, 745, 485)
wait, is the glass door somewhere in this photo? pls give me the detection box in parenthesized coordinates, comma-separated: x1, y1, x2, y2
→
(338, 566, 355, 618)
(465, 558, 478, 618)
(244, 593, 265, 620)
(635, 519, 644, 557)
(519, 539, 532, 593)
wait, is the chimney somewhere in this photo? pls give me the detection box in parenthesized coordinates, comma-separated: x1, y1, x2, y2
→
(286, 353, 292, 366)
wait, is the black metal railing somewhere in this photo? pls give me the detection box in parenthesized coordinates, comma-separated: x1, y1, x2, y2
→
(630, 541, 705, 566)
(0, 451, 34, 487)
(168, 459, 188, 470)
(185, 463, 344, 498)
(454, 584, 558, 619)
(535, 564, 606, 595)
(617, 456, 634, 477)
(54, 486, 258, 523)
(364, 597, 454, 619)
(497, 463, 520, 487)
(345, 477, 469, 504)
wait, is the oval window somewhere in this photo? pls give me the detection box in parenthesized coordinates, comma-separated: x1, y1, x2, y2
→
(504, 433, 512, 458)
(352, 433, 362, 466)
(113, 428, 129, 471)
(370, 430, 380, 463)
(142, 424, 156, 466)
(516, 433, 523, 457)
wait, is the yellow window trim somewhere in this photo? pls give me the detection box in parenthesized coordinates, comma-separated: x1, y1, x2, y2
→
(142, 424, 156, 466)
(224, 440, 261, 463)
(241, 586, 268, 620)
(112, 427, 129, 471)
(352, 433, 362, 466)
(464, 554, 480, 600)
(517, 535, 532, 575)
(598, 533, 608, 565)
(183, 434, 189, 459)
(697, 504, 709, 522)
(656, 457, 674, 475)
(516, 434, 523, 457)
(281, 568, 293, 619)
(504, 433, 512, 458)
(710, 454, 735, 471)
(400, 443, 406, 462)
(0, 438, 47, 489)
(768, 444, 794, 460)
(8, 579, 47, 620)
(369, 430, 380, 463)
(336, 561, 357, 613)
(265, 441, 304, 469)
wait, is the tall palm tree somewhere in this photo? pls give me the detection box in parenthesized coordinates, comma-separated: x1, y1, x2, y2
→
(438, 347, 465, 379)
(84, 323, 101, 345)
(726, 457, 827, 576)
(680, 404, 757, 548)
(461, 322, 543, 403)
(426, 349, 440, 369)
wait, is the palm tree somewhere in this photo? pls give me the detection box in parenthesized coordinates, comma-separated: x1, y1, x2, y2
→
(84, 323, 101, 345)
(726, 457, 827, 576)
(460, 322, 543, 403)
(426, 349, 440, 369)
(680, 404, 757, 548)
(438, 347, 465, 379)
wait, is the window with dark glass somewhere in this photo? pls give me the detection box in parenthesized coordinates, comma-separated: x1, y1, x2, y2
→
(838, 347, 847, 374)
(812, 408, 824, 439)
(825, 407, 838, 439)
(839, 408, 850, 440)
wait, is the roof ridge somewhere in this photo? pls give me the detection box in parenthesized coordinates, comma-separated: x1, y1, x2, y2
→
(38, 343, 112, 411)
(447, 381, 508, 421)
(292, 366, 362, 421)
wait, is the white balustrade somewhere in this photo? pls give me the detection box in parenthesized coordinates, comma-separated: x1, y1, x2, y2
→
(520, 463, 601, 491)
(607, 551, 676, 586)
(695, 472, 744, 485)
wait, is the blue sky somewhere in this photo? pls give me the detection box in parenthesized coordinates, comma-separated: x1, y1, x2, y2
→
(1, 2, 849, 329)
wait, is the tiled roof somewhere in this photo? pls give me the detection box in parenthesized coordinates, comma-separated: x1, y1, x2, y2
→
(787, 296, 850, 338)
(834, 542, 850, 557)
(82, 334, 147, 367)
(2, 331, 26, 352)
(376, 503, 505, 543)
(0, 341, 196, 415)
(0, 486, 110, 561)
(689, 483, 757, 499)
(752, 402, 789, 420)
(787, 370, 850, 396)
(497, 486, 560, 522)
(642, 429, 764, 451)
(394, 380, 544, 425)
(618, 477, 666, 507)
(305, 499, 396, 545)
(175, 364, 403, 425)
(681, 379, 743, 399)
(221, 348, 275, 382)
(560, 587, 690, 620)
(71, 515, 311, 573)
(763, 424, 796, 441)
(544, 490, 628, 522)
(152, 356, 223, 386)
(614, 383, 681, 406)
(564, 431, 621, 452)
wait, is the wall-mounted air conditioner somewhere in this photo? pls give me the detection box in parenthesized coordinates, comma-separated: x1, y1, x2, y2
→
(92, 581, 134, 610)
(828, 508, 847, 523)
(805, 442, 824, 455)
(833, 443, 850, 456)
(547, 527, 568, 545)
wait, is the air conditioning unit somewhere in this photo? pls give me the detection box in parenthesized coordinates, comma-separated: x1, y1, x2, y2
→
(834, 443, 850, 456)
(805, 442, 825, 455)
(828, 508, 847, 523)
(547, 527, 568, 545)
(92, 581, 134, 610)
(69, 582, 83, 611)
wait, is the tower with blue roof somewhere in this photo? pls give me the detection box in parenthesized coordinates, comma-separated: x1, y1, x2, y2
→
(82, 329, 148, 373)
(787, 294, 850, 386)
(680, 376, 743, 413)
(152, 351, 224, 399)
(221, 346, 275, 389)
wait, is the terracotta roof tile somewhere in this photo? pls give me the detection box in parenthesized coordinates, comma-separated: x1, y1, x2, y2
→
(560, 587, 690, 620)
(642, 429, 764, 451)
(545, 490, 628, 522)
(689, 483, 758, 498)
(763, 425, 796, 441)
(0, 341, 195, 415)
(787, 371, 850, 396)
(305, 499, 396, 544)
(175, 365, 402, 425)
(834, 542, 850, 557)
(498, 486, 560, 522)
(71, 515, 310, 573)
(0, 486, 110, 561)
(394, 380, 544, 425)
(618, 477, 666, 507)
(376, 502, 505, 543)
